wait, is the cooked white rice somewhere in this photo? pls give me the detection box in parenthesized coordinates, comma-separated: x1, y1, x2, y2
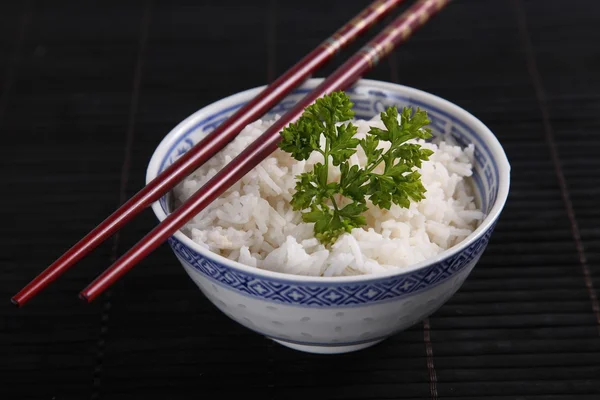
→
(172, 113, 485, 277)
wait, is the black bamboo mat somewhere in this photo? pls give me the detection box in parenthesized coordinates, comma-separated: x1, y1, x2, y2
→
(2, 0, 600, 399)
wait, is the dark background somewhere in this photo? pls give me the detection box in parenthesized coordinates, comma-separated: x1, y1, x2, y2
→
(2, 0, 600, 399)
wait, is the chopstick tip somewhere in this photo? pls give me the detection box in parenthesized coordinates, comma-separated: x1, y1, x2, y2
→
(10, 297, 20, 307)
(78, 291, 91, 303)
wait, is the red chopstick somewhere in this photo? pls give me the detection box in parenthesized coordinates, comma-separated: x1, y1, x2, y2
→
(80, 0, 451, 302)
(12, 0, 403, 307)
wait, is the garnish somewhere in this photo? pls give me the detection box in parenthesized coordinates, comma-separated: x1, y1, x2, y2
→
(278, 91, 434, 245)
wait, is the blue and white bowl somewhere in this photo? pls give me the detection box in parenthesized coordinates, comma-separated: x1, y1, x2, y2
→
(146, 78, 511, 354)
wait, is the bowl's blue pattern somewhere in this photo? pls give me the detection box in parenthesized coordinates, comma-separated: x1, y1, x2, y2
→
(159, 84, 501, 308)
(168, 225, 493, 308)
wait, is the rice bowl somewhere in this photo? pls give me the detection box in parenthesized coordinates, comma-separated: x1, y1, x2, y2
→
(146, 78, 510, 354)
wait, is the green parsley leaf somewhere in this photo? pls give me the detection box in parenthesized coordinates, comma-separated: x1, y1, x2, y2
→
(400, 107, 433, 140)
(301, 205, 347, 246)
(290, 171, 319, 211)
(339, 162, 369, 203)
(278, 116, 322, 161)
(305, 92, 355, 127)
(367, 174, 396, 210)
(278, 91, 435, 246)
(392, 143, 434, 169)
(330, 123, 360, 166)
(359, 135, 383, 165)
(338, 202, 368, 227)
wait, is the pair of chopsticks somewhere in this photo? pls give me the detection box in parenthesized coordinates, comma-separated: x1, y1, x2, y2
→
(12, 0, 450, 306)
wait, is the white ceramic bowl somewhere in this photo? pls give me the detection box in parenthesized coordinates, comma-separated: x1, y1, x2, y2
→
(146, 78, 510, 354)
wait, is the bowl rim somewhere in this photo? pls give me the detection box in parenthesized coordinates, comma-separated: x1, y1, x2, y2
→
(146, 78, 511, 284)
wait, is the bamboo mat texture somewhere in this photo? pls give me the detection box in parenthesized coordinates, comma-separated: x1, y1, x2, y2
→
(1, 0, 600, 399)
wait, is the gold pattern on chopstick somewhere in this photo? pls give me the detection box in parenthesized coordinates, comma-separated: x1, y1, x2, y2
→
(374, 0, 389, 16)
(379, 38, 395, 59)
(380, 18, 413, 50)
(407, 10, 419, 27)
(358, 47, 377, 68)
(321, 39, 335, 56)
(322, 32, 344, 56)
(324, 0, 394, 56)
(335, 31, 349, 48)
(373, 41, 385, 60)
(357, 47, 373, 67)
(357, 51, 369, 68)
(383, 40, 394, 57)
(382, 22, 401, 42)
(331, 33, 344, 53)
(401, 25, 412, 40)
(349, 12, 368, 31)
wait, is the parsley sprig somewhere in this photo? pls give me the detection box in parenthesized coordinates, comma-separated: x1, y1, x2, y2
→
(278, 91, 434, 245)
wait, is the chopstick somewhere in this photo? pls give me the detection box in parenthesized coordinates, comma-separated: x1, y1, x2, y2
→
(80, 0, 450, 302)
(12, 0, 404, 307)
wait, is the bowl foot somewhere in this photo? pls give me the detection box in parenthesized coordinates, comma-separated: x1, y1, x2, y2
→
(270, 338, 385, 354)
